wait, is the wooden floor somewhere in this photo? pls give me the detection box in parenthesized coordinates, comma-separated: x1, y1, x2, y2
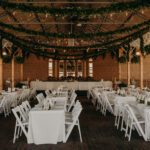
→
(0, 94, 150, 150)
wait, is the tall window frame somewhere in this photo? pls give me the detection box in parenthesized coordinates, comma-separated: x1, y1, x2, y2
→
(88, 58, 93, 77)
(48, 59, 53, 76)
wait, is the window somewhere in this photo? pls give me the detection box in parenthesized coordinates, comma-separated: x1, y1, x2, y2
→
(66, 60, 75, 77)
(59, 60, 64, 77)
(48, 59, 53, 76)
(77, 61, 83, 77)
(89, 58, 93, 77)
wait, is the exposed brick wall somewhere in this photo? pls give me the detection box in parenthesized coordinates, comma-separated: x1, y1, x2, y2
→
(23, 54, 48, 81)
(93, 54, 119, 81)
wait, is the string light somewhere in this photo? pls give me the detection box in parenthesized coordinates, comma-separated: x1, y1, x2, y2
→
(110, 13, 113, 18)
(125, 11, 128, 16)
(141, 10, 144, 14)
(13, 11, 16, 15)
(46, 13, 48, 18)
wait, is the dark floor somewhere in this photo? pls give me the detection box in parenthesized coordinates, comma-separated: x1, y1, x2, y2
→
(0, 93, 150, 150)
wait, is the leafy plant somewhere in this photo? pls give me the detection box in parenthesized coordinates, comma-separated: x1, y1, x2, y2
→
(14, 56, 25, 64)
(131, 56, 140, 64)
(2, 55, 11, 63)
(118, 56, 127, 63)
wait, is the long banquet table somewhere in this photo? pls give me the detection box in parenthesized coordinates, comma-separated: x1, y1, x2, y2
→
(30, 81, 113, 90)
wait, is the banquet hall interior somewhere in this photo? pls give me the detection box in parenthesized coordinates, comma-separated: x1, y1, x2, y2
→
(1, 0, 150, 150)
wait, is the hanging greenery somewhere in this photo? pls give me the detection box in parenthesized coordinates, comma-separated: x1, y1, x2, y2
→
(14, 56, 25, 64)
(2, 55, 11, 63)
(131, 55, 140, 64)
(1, 25, 149, 51)
(118, 55, 127, 63)
(0, 20, 150, 39)
(0, 1, 150, 16)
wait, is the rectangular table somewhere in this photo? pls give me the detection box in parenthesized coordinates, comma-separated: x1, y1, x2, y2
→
(27, 110, 65, 145)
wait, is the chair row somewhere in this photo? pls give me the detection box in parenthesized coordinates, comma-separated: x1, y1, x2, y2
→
(115, 104, 147, 141)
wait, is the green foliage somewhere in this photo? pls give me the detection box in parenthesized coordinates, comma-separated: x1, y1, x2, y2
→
(131, 55, 140, 64)
(14, 56, 25, 64)
(118, 56, 127, 63)
(2, 55, 11, 63)
(0, 1, 150, 16)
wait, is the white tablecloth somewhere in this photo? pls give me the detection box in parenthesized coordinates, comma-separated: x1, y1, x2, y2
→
(28, 110, 65, 144)
(114, 95, 137, 115)
(30, 81, 112, 90)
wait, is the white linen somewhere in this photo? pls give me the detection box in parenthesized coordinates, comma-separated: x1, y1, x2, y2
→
(30, 81, 112, 90)
(114, 95, 137, 115)
(28, 110, 65, 145)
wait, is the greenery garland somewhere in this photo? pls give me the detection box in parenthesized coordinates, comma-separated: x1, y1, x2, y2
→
(0, 1, 150, 16)
(0, 20, 150, 38)
(14, 56, 25, 64)
(1, 25, 149, 51)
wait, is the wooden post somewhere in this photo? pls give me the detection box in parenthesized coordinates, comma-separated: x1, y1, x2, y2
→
(20, 64, 23, 81)
(127, 61, 130, 86)
(118, 49, 121, 80)
(0, 59, 3, 90)
(0, 36, 3, 90)
(127, 47, 132, 87)
(56, 60, 59, 78)
(64, 60, 67, 77)
(75, 60, 78, 77)
(83, 60, 87, 78)
(11, 57, 15, 88)
(140, 54, 144, 89)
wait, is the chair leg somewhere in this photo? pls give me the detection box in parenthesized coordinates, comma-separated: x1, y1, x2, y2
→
(13, 122, 17, 143)
(77, 120, 82, 143)
(117, 115, 121, 129)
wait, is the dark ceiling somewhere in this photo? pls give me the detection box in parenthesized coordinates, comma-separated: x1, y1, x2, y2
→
(0, 0, 150, 59)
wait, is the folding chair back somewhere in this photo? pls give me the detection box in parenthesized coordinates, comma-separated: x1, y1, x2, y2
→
(36, 93, 45, 104)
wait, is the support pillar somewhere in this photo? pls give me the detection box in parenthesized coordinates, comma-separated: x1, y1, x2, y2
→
(83, 60, 87, 78)
(20, 64, 23, 81)
(127, 61, 130, 86)
(0, 36, 3, 90)
(0, 59, 3, 90)
(11, 58, 15, 88)
(140, 54, 144, 89)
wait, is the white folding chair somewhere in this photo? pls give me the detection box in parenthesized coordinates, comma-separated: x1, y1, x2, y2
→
(0, 96, 11, 117)
(67, 93, 77, 112)
(28, 88, 36, 101)
(36, 93, 45, 104)
(101, 92, 114, 116)
(65, 101, 83, 142)
(115, 103, 124, 129)
(45, 90, 51, 97)
(12, 106, 28, 143)
(124, 104, 146, 141)
(22, 101, 31, 117)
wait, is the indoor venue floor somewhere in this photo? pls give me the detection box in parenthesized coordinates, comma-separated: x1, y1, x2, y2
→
(0, 92, 150, 150)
